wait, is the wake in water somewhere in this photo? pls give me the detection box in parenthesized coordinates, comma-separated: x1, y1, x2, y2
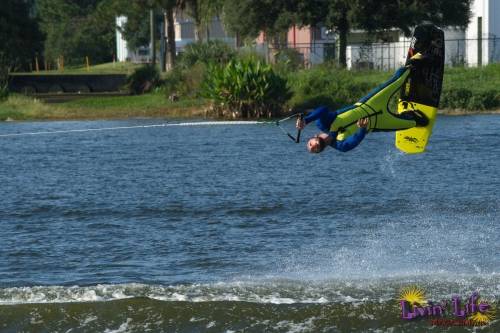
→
(0, 120, 267, 138)
(1, 277, 498, 332)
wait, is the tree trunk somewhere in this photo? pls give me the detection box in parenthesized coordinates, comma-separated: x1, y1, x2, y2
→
(165, 7, 176, 71)
(235, 32, 241, 48)
(338, 10, 349, 68)
(150, 9, 156, 66)
(193, 4, 201, 42)
(194, 22, 201, 42)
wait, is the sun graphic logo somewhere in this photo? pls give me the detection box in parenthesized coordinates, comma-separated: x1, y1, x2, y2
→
(466, 296, 496, 326)
(400, 285, 427, 306)
(399, 285, 445, 320)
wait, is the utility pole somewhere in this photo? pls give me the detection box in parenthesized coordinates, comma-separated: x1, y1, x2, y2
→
(160, 19, 166, 72)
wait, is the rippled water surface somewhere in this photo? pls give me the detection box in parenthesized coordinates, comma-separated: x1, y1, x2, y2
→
(0, 115, 499, 332)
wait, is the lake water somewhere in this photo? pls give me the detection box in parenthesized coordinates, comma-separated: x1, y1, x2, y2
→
(0, 115, 499, 332)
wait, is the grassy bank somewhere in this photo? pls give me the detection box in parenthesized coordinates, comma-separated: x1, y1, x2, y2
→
(0, 93, 205, 121)
(1, 62, 499, 121)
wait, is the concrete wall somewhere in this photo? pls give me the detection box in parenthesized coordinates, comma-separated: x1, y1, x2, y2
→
(465, 0, 500, 66)
(487, 0, 500, 63)
(8, 74, 128, 94)
(466, 0, 487, 66)
(116, 16, 129, 62)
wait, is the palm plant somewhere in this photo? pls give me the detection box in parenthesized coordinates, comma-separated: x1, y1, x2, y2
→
(202, 59, 292, 118)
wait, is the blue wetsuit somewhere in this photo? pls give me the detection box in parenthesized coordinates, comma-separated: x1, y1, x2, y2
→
(304, 106, 367, 152)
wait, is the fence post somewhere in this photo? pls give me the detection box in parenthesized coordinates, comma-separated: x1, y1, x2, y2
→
(478, 17, 482, 67)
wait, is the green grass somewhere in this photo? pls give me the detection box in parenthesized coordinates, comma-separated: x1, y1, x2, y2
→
(443, 63, 500, 92)
(0, 95, 54, 120)
(0, 93, 207, 121)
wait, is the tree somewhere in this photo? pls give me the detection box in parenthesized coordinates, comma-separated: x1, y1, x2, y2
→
(351, 0, 472, 35)
(222, 0, 296, 45)
(113, 0, 177, 70)
(113, 0, 153, 50)
(162, 0, 177, 70)
(222, 0, 473, 67)
(0, 0, 42, 71)
(178, 0, 224, 41)
(313, 0, 473, 67)
(37, 0, 116, 66)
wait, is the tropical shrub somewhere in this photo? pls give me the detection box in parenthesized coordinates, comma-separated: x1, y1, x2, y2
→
(127, 65, 160, 94)
(202, 59, 292, 118)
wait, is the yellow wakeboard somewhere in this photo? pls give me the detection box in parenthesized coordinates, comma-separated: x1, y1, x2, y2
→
(396, 102, 437, 154)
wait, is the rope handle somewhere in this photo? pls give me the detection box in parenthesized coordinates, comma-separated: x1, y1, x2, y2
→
(296, 114, 304, 143)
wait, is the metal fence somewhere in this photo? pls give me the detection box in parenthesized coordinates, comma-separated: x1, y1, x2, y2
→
(260, 37, 500, 70)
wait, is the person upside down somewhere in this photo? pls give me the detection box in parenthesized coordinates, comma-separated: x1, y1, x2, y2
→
(296, 62, 429, 154)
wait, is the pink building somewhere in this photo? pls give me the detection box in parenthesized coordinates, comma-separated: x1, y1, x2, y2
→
(256, 25, 337, 66)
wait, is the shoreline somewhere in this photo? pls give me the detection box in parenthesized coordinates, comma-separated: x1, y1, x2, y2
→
(1, 93, 499, 122)
(1, 107, 208, 122)
(1, 108, 499, 122)
(438, 109, 500, 115)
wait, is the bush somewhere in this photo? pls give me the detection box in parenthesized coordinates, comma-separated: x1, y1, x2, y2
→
(235, 47, 267, 63)
(202, 59, 292, 118)
(273, 48, 304, 73)
(162, 63, 206, 98)
(127, 65, 160, 95)
(466, 90, 499, 110)
(0, 79, 8, 101)
(0, 57, 9, 101)
(440, 88, 473, 110)
(440, 88, 500, 111)
(178, 40, 236, 68)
